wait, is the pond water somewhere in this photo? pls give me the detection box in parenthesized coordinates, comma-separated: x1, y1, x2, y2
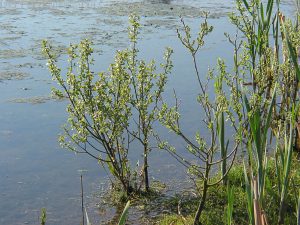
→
(0, 0, 297, 224)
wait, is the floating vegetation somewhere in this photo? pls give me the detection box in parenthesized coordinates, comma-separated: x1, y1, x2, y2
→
(98, 2, 227, 18)
(31, 40, 67, 60)
(144, 18, 178, 30)
(0, 8, 22, 16)
(0, 71, 30, 81)
(7, 0, 64, 4)
(8, 95, 56, 104)
(0, 49, 27, 59)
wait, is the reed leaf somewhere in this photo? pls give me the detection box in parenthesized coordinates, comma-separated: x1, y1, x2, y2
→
(85, 209, 91, 225)
(244, 162, 254, 225)
(241, 0, 250, 11)
(278, 107, 296, 224)
(118, 201, 130, 225)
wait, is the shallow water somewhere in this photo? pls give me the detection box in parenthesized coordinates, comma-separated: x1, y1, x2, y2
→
(0, 0, 297, 224)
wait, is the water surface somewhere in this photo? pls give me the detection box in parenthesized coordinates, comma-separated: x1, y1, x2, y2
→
(0, 0, 296, 224)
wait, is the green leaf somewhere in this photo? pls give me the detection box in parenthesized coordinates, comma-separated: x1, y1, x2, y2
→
(118, 201, 130, 225)
(241, 0, 250, 11)
(263, 83, 277, 147)
(107, 161, 117, 177)
(266, 0, 274, 28)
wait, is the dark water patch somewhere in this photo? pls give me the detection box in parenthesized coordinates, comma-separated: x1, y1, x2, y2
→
(96, 17, 124, 26)
(0, 130, 13, 138)
(16, 62, 37, 68)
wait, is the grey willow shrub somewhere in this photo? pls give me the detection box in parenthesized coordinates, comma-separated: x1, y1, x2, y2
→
(43, 38, 134, 195)
(126, 15, 173, 192)
(42, 15, 173, 195)
(158, 14, 243, 225)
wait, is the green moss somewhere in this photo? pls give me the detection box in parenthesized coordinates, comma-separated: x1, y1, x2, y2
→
(157, 214, 194, 225)
(101, 180, 168, 207)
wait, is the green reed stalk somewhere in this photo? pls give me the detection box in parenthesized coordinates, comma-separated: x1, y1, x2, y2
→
(226, 185, 234, 225)
(297, 192, 300, 225)
(217, 112, 229, 185)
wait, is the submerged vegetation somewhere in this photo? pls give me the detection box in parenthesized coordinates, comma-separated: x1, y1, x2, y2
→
(42, 0, 300, 224)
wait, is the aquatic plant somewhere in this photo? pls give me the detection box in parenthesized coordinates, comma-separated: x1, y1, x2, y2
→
(125, 15, 173, 192)
(229, 0, 300, 145)
(159, 155, 298, 224)
(40, 208, 46, 225)
(242, 86, 277, 225)
(42, 15, 172, 196)
(224, 2, 300, 223)
(275, 112, 296, 224)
